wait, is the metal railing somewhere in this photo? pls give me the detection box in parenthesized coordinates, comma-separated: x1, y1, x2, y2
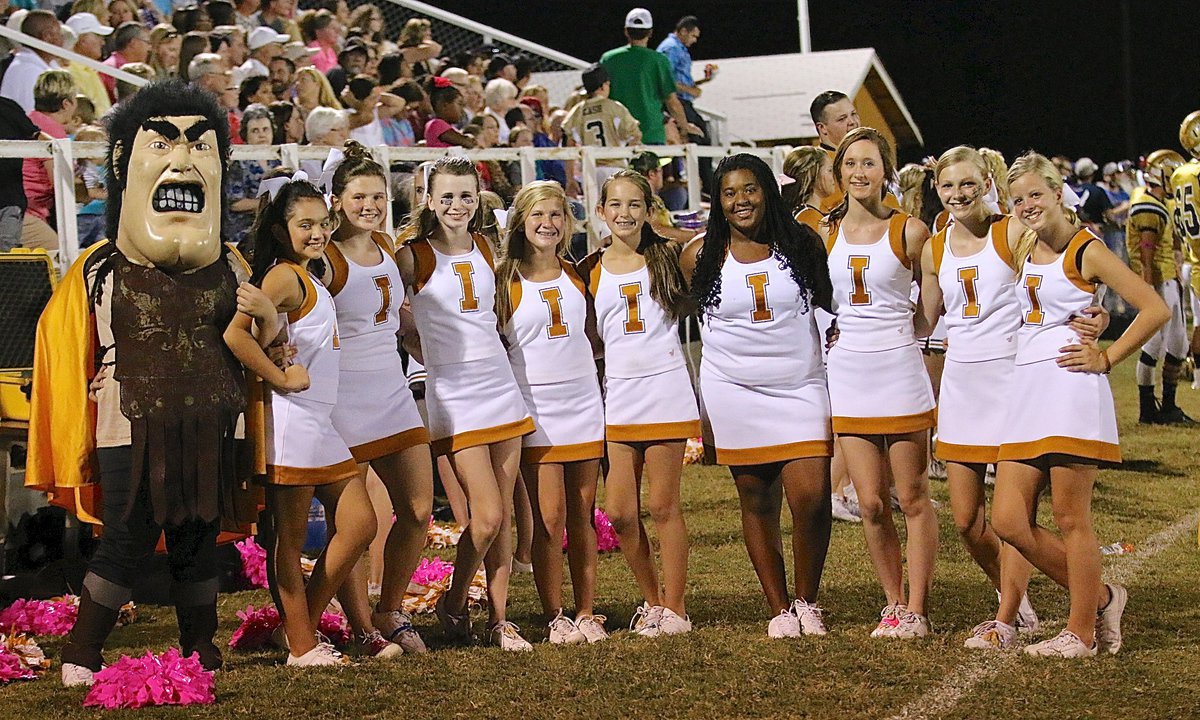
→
(0, 140, 793, 271)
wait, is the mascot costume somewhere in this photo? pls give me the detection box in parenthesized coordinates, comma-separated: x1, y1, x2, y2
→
(26, 80, 253, 686)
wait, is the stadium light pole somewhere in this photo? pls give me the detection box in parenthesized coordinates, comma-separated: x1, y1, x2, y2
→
(798, 0, 811, 53)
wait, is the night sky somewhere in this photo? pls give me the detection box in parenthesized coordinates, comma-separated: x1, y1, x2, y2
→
(434, 1, 1196, 166)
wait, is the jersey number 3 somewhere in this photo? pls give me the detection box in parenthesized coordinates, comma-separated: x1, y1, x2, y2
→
(539, 287, 569, 338)
(372, 275, 392, 325)
(452, 262, 480, 313)
(1023, 275, 1044, 325)
(619, 282, 646, 334)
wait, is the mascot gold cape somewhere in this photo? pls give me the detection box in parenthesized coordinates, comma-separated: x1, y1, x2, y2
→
(26, 80, 255, 686)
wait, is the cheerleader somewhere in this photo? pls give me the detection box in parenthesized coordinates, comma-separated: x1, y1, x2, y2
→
(396, 156, 536, 651)
(782, 146, 837, 234)
(224, 173, 375, 667)
(582, 170, 699, 636)
(682, 154, 835, 637)
(321, 142, 434, 657)
(991, 153, 1168, 658)
(820, 127, 938, 638)
(497, 181, 608, 644)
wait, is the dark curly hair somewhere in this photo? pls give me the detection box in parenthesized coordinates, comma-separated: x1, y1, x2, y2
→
(691, 153, 832, 317)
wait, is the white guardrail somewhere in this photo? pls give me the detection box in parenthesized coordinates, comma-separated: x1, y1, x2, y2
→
(0, 140, 794, 271)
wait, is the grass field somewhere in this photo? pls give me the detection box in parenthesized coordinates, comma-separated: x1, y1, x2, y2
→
(5, 355, 1200, 719)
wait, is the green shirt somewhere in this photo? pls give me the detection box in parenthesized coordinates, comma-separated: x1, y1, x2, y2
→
(599, 45, 675, 145)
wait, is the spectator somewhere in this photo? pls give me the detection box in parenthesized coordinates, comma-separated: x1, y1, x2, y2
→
(238, 73, 272, 108)
(113, 60, 152, 102)
(397, 17, 439, 79)
(64, 12, 114, 115)
(268, 98, 302, 143)
(100, 21, 149, 101)
(0, 94, 39, 251)
(187, 51, 226, 93)
(210, 24, 248, 68)
(519, 84, 549, 114)
(508, 126, 532, 147)
(1, 11, 64, 112)
(106, 0, 134, 30)
(484, 52, 514, 82)
(282, 39, 314, 68)
(1102, 160, 1132, 222)
(171, 4, 212, 34)
(239, 25, 286, 81)
(1051, 155, 1074, 182)
(464, 114, 515, 203)
(520, 96, 565, 186)
(22, 68, 78, 251)
(233, 0, 257, 34)
(387, 78, 424, 146)
(657, 15, 713, 191)
(304, 104, 347, 146)
(74, 123, 107, 247)
(424, 76, 472, 148)
(347, 3, 385, 48)
(483, 76, 517, 143)
(226, 102, 278, 243)
(325, 37, 366, 95)
(1072, 156, 1113, 229)
(809, 89, 862, 211)
(504, 105, 528, 135)
(68, 0, 109, 26)
(267, 53, 293, 98)
(177, 29, 210, 77)
(629, 149, 694, 243)
(298, 8, 338, 73)
(293, 64, 341, 119)
(561, 63, 641, 196)
(255, 0, 299, 43)
(147, 22, 180, 79)
(72, 93, 96, 126)
(205, 0, 237, 28)
(599, 8, 693, 147)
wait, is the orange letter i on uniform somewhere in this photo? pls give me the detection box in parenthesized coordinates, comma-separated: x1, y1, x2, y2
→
(746, 272, 773, 322)
(452, 261, 480, 312)
(539, 287, 569, 338)
(1023, 274, 1044, 324)
(848, 256, 871, 305)
(958, 266, 980, 318)
(619, 282, 645, 334)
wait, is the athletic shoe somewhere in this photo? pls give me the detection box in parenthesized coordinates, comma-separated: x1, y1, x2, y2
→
(547, 610, 587, 645)
(658, 608, 693, 635)
(1095, 583, 1128, 655)
(1024, 630, 1097, 658)
(356, 630, 403, 659)
(511, 557, 534, 574)
(270, 625, 289, 650)
(489, 621, 533, 652)
(928, 458, 947, 480)
(286, 642, 351, 667)
(1016, 594, 1040, 635)
(61, 662, 100, 688)
(630, 603, 663, 638)
(963, 620, 1016, 650)
(436, 595, 472, 643)
(373, 609, 427, 654)
(767, 608, 801, 639)
(891, 610, 930, 639)
(1156, 406, 1199, 426)
(984, 465, 996, 486)
(574, 614, 609, 644)
(831, 493, 862, 523)
(870, 603, 906, 638)
(792, 600, 828, 636)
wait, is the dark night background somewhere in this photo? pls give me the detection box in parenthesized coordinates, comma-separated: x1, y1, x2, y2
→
(434, 1, 1196, 165)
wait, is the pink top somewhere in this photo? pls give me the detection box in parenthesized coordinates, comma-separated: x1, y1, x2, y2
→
(423, 117, 455, 147)
(23, 111, 67, 221)
(100, 52, 128, 102)
(308, 42, 338, 74)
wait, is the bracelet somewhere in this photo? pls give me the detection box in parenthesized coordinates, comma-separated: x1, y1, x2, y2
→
(1100, 349, 1112, 374)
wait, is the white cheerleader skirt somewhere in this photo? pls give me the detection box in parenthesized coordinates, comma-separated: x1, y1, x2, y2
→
(997, 358, 1120, 464)
(426, 353, 534, 457)
(604, 365, 701, 443)
(519, 374, 605, 465)
(827, 343, 935, 435)
(331, 357, 430, 463)
(935, 356, 1015, 464)
(265, 393, 359, 486)
(699, 364, 833, 465)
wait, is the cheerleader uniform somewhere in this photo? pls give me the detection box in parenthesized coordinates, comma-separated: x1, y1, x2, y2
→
(932, 216, 1021, 463)
(997, 229, 1120, 463)
(698, 246, 833, 465)
(503, 260, 604, 465)
(325, 232, 429, 463)
(265, 262, 359, 485)
(825, 212, 935, 434)
(582, 253, 700, 443)
(408, 234, 534, 456)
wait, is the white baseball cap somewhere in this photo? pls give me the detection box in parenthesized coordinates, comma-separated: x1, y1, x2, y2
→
(6, 9, 28, 33)
(625, 8, 652, 28)
(65, 12, 114, 37)
(248, 26, 290, 51)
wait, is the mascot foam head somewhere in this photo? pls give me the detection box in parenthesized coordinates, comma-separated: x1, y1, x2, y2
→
(104, 80, 231, 271)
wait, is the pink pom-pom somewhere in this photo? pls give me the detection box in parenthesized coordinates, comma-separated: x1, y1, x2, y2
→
(562, 509, 620, 553)
(235, 537, 269, 589)
(83, 648, 214, 709)
(409, 557, 454, 587)
(0, 598, 78, 636)
(0, 649, 37, 683)
(318, 611, 350, 646)
(227, 604, 281, 650)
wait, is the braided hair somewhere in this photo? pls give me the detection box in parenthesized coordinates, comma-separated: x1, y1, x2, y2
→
(691, 153, 832, 317)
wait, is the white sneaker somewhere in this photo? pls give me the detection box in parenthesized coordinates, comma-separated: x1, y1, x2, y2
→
(1024, 630, 1097, 658)
(870, 603, 906, 638)
(1095, 583, 1127, 655)
(1016, 594, 1040, 635)
(963, 620, 1016, 650)
(658, 607, 692, 635)
(357, 630, 403, 660)
(574, 614, 609, 644)
(767, 608, 801, 639)
(511, 557, 534, 574)
(792, 600, 828, 636)
(831, 493, 862, 523)
(286, 642, 350, 667)
(984, 465, 996, 486)
(489, 621, 533, 652)
(891, 610, 930, 639)
(928, 458, 947, 480)
(547, 611, 586, 645)
(630, 603, 663, 638)
(61, 662, 98, 687)
(373, 609, 427, 654)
